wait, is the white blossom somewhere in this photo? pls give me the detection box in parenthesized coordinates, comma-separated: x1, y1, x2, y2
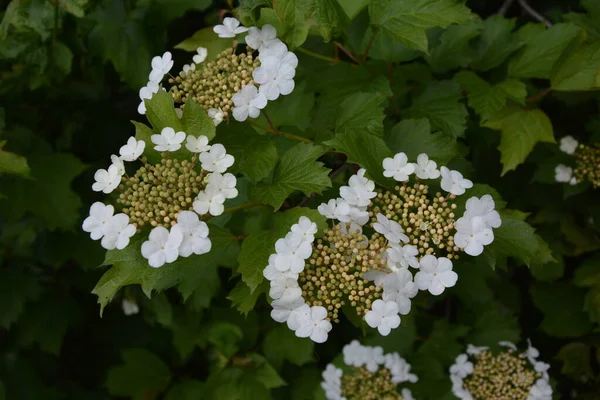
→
(269, 277, 301, 300)
(138, 81, 159, 114)
(340, 168, 376, 207)
(263, 259, 299, 282)
(182, 63, 196, 73)
(363, 346, 386, 373)
(364, 299, 401, 336)
(207, 108, 224, 126)
(170, 211, 211, 257)
(206, 172, 238, 199)
(385, 353, 418, 383)
(110, 154, 125, 175)
(414, 255, 457, 295)
(466, 344, 488, 355)
(101, 213, 136, 250)
(463, 194, 501, 229)
(318, 198, 351, 221)
(141, 226, 183, 268)
(413, 153, 440, 179)
(151, 127, 186, 152)
(451, 375, 473, 400)
(527, 379, 552, 400)
(213, 17, 249, 38)
(259, 41, 298, 68)
(193, 187, 226, 216)
(246, 24, 279, 51)
(92, 164, 121, 194)
(440, 166, 473, 195)
(192, 47, 207, 64)
(555, 164, 573, 183)
(454, 216, 494, 256)
(383, 152, 415, 181)
(149, 52, 173, 83)
(401, 389, 415, 400)
(291, 216, 318, 242)
(363, 269, 388, 287)
(373, 213, 409, 244)
(231, 84, 268, 121)
(253, 55, 296, 101)
(450, 354, 473, 379)
(199, 143, 234, 173)
(343, 340, 369, 367)
(270, 296, 305, 324)
(559, 135, 578, 155)
(294, 305, 332, 343)
(386, 244, 420, 270)
(82, 202, 114, 240)
(321, 364, 344, 400)
(348, 206, 370, 226)
(119, 137, 145, 161)
(382, 269, 418, 315)
(273, 232, 312, 273)
(122, 299, 139, 316)
(499, 341, 517, 350)
(185, 135, 211, 153)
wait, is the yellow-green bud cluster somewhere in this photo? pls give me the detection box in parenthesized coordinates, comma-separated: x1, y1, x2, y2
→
(463, 349, 541, 400)
(369, 183, 461, 259)
(298, 225, 385, 323)
(169, 47, 260, 117)
(573, 143, 600, 188)
(117, 155, 206, 229)
(341, 367, 403, 400)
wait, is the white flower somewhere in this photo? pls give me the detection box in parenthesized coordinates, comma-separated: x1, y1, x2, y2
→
(382, 269, 418, 315)
(555, 164, 573, 183)
(321, 364, 343, 400)
(185, 135, 211, 153)
(141, 226, 183, 268)
(569, 176, 578, 185)
(340, 168, 377, 207)
(170, 211, 211, 257)
(343, 340, 368, 367)
(269, 277, 301, 300)
(450, 354, 473, 378)
(232, 84, 268, 121)
(213, 17, 248, 38)
(385, 353, 418, 383)
(207, 108, 224, 126)
(463, 194, 501, 229)
(273, 232, 312, 273)
(138, 81, 159, 114)
(82, 202, 114, 240)
(451, 375, 473, 400)
(373, 214, 409, 244)
(122, 299, 139, 316)
(199, 143, 234, 173)
(92, 164, 121, 194)
(414, 255, 458, 295)
(364, 299, 401, 336)
(149, 51, 173, 83)
(383, 152, 415, 182)
(253, 55, 296, 101)
(263, 260, 299, 282)
(294, 305, 332, 343)
(259, 41, 298, 68)
(246, 24, 279, 51)
(499, 341, 517, 350)
(386, 244, 420, 270)
(206, 172, 238, 199)
(413, 153, 440, 179)
(466, 344, 488, 355)
(527, 378, 552, 400)
(193, 187, 226, 216)
(291, 216, 318, 242)
(363, 269, 388, 286)
(110, 154, 125, 175)
(559, 136, 578, 155)
(318, 198, 351, 221)
(270, 296, 305, 324)
(182, 63, 196, 73)
(401, 389, 415, 400)
(151, 127, 186, 152)
(363, 346, 386, 373)
(349, 206, 370, 226)
(119, 137, 145, 161)
(101, 213, 136, 250)
(192, 47, 207, 64)
(454, 216, 494, 256)
(440, 166, 473, 195)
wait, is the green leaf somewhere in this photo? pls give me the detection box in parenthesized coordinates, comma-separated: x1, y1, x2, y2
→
(58, 0, 88, 17)
(0, 268, 40, 329)
(50, 41, 73, 75)
(228, 280, 267, 315)
(272, 0, 311, 49)
(508, 22, 582, 79)
(336, 0, 368, 19)
(386, 118, 460, 165)
(258, 82, 315, 132)
(0, 140, 30, 178)
(263, 324, 314, 368)
(311, 0, 349, 42)
(426, 20, 482, 72)
(551, 40, 600, 91)
(106, 349, 171, 400)
(405, 80, 468, 138)
(471, 15, 522, 71)
(483, 105, 555, 175)
(208, 322, 243, 359)
(467, 304, 520, 345)
(335, 92, 386, 137)
(368, 0, 473, 53)
(557, 343, 595, 381)
(180, 99, 215, 141)
(132, 120, 160, 163)
(144, 90, 183, 133)
(454, 71, 526, 122)
(251, 143, 331, 210)
(174, 27, 232, 60)
(165, 380, 206, 400)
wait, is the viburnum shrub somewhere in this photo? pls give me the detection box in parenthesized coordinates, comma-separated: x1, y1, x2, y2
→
(1, 0, 600, 399)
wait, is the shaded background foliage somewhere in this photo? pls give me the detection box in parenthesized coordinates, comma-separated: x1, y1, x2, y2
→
(0, 0, 599, 399)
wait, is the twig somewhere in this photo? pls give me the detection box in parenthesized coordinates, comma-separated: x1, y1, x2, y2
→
(246, 120, 312, 144)
(498, 0, 515, 15)
(334, 42, 361, 65)
(221, 201, 265, 215)
(517, 0, 552, 28)
(526, 87, 552, 104)
(362, 32, 377, 61)
(263, 110, 276, 132)
(296, 47, 346, 64)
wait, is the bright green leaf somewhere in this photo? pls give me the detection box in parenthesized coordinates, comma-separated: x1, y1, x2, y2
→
(311, 0, 349, 42)
(58, 0, 88, 17)
(551, 40, 600, 91)
(426, 20, 482, 72)
(0, 140, 30, 178)
(180, 99, 215, 141)
(335, 91, 386, 137)
(174, 27, 232, 60)
(272, 0, 311, 49)
(144, 90, 183, 133)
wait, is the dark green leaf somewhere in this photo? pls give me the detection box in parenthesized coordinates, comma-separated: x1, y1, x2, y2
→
(426, 20, 482, 72)
(263, 324, 314, 368)
(0, 268, 40, 329)
(335, 91, 386, 137)
(106, 349, 171, 399)
(551, 40, 600, 91)
(471, 15, 522, 71)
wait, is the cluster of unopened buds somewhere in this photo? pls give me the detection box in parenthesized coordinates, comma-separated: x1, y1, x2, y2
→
(264, 152, 502, 342)
(555, 135, 600, 188)
(321, 341, 417, 400)
(449, 341, 552, 400)
(82, 127, 237, 268)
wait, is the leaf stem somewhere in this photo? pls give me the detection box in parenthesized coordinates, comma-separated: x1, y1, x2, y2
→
(246, 120, 312, 144)
(527, 87, 552, 104)
(334, 42, 361, 64)
(497, 0, 515, 15)
(296, 47, 344, 64)
(263, 110, 276, 132)
(517, 0, 552, 28)
(362, 32, 377, 61)
(221, 201, 266, 215)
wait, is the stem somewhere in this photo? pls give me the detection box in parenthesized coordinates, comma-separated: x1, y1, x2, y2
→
(527, 87, 552, 104)
(296, 47, 343, 64)
(221, 201, 265, 215)
(247, 120, 312, 143)
(334, 42, 361, 64)
(498, 0, 515, 15)
(517, 0, 552, 27)
(362, 32, 377, 61)
(263, 110, 276, 132)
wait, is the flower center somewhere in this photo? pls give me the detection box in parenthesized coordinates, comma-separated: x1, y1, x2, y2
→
(341, 367, 403, 400)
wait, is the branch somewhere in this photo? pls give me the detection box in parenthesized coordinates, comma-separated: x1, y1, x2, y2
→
(246, 120, 312, 144)
(498, 0, 515, 15)
(517, 0, 552, 28)
(527, 87, 552, 104)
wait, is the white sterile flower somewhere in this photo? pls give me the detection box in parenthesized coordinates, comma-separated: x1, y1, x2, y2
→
(454, 216, 494, 256)
(343, 340, 368, 367)
(259, 41, 298, 67)
(294, 305, 332, 343)
(363, 346, 385, 373)
(527, 379, 552, 400)
(246, 24, 278, 51)
(383, 152, 415, 181)
(92, 164, 121, 194)
(365, 299, 401, 336)
(321, 364, 343, 400)
(466, 344, 489, 355)
(253, 55, 296, 101)
(185, 135, 211, 153)
(373, 213, 409, 244)
(401, 389, 415, 400)
(382, 269, 418, 315)
(349, 206, 370, 226)
(138, 81, 159, 114)
(207, 108, 224, 126)
(413, 153, 440, 179)
(111, 154, 125, 175)
(440, 166, 473, 195)
(559, 135, 578, 155)
(213, 17, 249, 38)
(569, 177, 577, 185)
(555, 164, 573, 182)
(414, 255, 457, 295)
(119, 137, 145, 161)
(269, 277, 301, 300)
(101, 213, 136, 250)
(192, 47, 207, 64)
(149, 52, 174, 83)
(340, 168, 377, 207)
(206, 172, 238, 199)
(526, 339, 540, 364)
(291, 216, 318, 242)
(263, 260, 298, 281)
(452, 375, 473, 400)
(182, 63, 196, 73)
(270, 296, 305, 324)
(363, 270, 388, 286)
(82, 202, 114, 240)
(170, 211, 211, 257)
(199, 143, 234, 173)
(193, 187, 226, 216)
(385, 353, 418, 383)
(141, 226, 183, 268)
(318, 198, 351, 221)
(535, 361, 550, 376)
(499, 341, 517, 350)
(450, 354, 473, 379)
(387, 244, 420, 270)
(463, 194, 501, 229)
(151, 127, 186, 152)
(273, 232, 312, 273)
(122, 298, 139, 316)
(232, 84, 267, 121)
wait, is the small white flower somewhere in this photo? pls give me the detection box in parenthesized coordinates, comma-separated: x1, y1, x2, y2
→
(294, 305, 332, 343)
(385, 353, 418, 383)
(259, 41, 298, 68)
(273, 232, 312, 273)
(199, 143, 234, 173)
(269, 277, 301, 300)
(452, 375, 473, 400)
(499, 341, 517, 350)
(321, 364, 343, 400)
(193, 187, 226, 216)
(92, 164, 121, 194)
(318, 198, 351, 221)
(270, 296, 305, 324)
(555, 164, 573, 183)
(119, 137, 146, 161)
(263, 259, 299, 281)
(110, 154, 125, 175)
(569, 176, 578, 185)
(340, 168, 377, 207)
(401, 389, 415, 400)
(454, 216, 494, 256)
(138, 81, 159, 115)
(101, 213, 136, 250)
(413, 153, 440, 179)
(170, 211, 211, 257)
(383, 152, 415, 182)
(365, 299, 401, 336)
(182, 63, 196, 73)
(349, 206, 370, 226)
(253, 55, 296, 101)
(450, 354, 473, 379)
(246, 24, 279, 51)
(213, 17, 249, 38)
(463, 194, 501, 229)
(527, 378, 552, 400)
(382, 269, 418, 315)
(151, 127, 186, 152)
(207, 108, 224, 126)
(149, 51, 174, 83)
(122, 298, 139, 316)
(373, 213, 409, 244)
(185, 135, 211, 153)
(82, 202, 114, 240)
(343, 340, 368, 367)
(363, 346, 386, 373)
(559, 136, 578, 155)
(440, 166, 473, 195)
(386, 244, 420, 270)
(291, 216, 318, 242)
(192, 47, 207, 64)
(363, 269, 388, 286)
(141, 226, 183, 268)
(232, 84, 268, 121)
(414, 255, 458, 295)
(206, 172, 238, 199)
(466, 344, 488, 355)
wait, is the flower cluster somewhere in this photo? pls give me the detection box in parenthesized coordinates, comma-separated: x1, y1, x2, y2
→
(554, 135, 600, 188)
(82, 129, 237, 268)
(321, 341, 417, 400)
(449, 341, 552, 400)
(138, 52, 174, 114)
